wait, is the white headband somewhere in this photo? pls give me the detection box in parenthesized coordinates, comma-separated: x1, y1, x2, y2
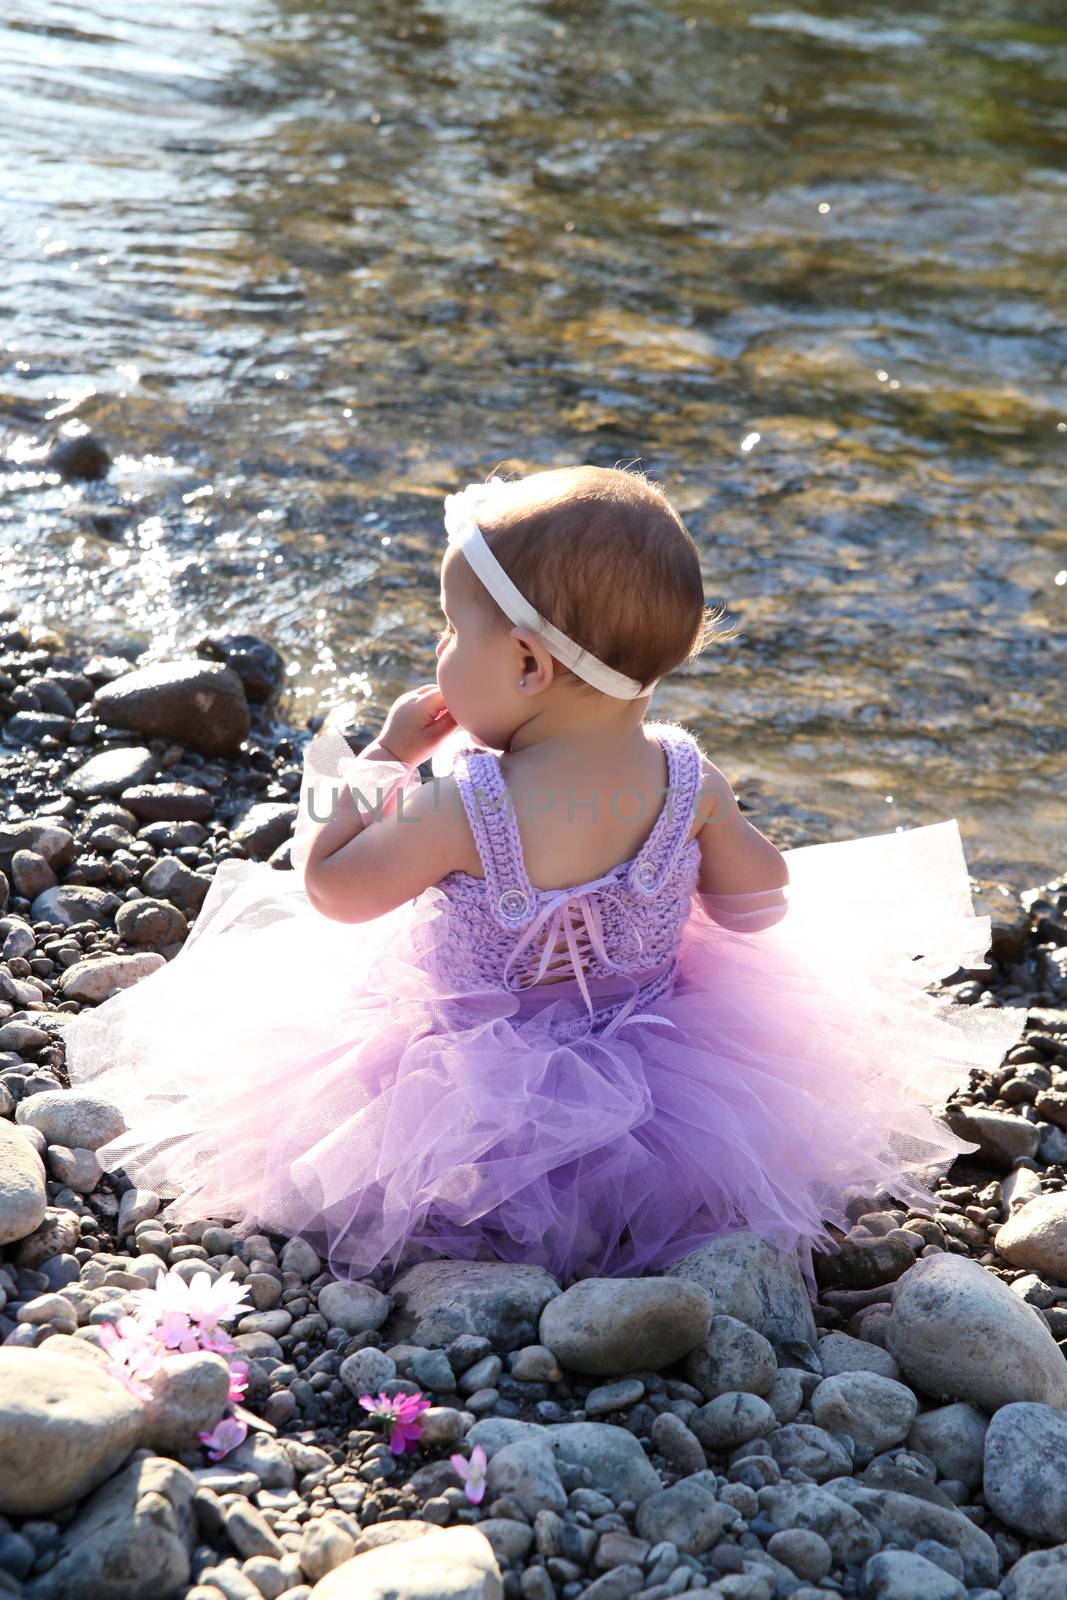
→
(443, 476, 659, 701)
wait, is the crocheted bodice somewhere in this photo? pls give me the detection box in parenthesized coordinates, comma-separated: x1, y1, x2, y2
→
(425, 722, 704, 1039)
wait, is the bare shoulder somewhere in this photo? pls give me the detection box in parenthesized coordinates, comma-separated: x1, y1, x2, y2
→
(691, 749, 740, 833)
(689, 748, 790, 896)
(404, 773, 483, 877)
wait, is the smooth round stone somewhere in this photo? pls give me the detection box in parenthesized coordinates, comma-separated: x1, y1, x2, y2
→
(317, 1279, 390, 1334)
(237, 1309, 292, 1337)
(634, 1480, 730, 1555)
(767, 1528, 833, 1582)
(995, 1192, 1067, 1282)
(0, 1347, 143, 1516)
(810, 1372, 917, 1461)
(14, 1089, 126, 1151)
(338, 1348, 397, 1396)
(15, 1293, 77, 1333)
(0, 1119, 46, 1247)
(692, 1392, 776, 1451)
(682, 1315, 777, 1401)
(247, 1272, 283, 1311)
(584, 1378, 645, 1416)
(538, 1276, 714, 1376)
(984, 1402, 1067, 1540)
(885, 1254, 1067, 1411)
(140, 1351, 232, 1454)
(510, 1345, 562, 1382)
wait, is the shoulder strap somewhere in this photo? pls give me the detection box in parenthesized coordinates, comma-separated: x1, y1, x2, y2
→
(625, 725, 703, 898)
(451, 748, 537, 927)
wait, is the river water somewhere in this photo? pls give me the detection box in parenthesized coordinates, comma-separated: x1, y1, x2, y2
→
(1, 0, 1064, 896)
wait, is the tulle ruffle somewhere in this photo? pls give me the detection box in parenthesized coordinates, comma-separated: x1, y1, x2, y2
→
(60, 814, 1028, 1290)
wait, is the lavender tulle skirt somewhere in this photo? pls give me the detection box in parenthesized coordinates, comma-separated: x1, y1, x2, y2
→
(62, 820, 1027, 1288)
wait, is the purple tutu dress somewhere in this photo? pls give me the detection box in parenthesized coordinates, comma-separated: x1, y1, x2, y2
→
(62, 719, 1027, 1288)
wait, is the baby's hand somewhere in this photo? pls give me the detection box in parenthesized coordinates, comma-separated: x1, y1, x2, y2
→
(377, 684, 457, 766)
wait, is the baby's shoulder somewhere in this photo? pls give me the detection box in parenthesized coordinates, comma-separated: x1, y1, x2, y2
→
(407, 772, 484, 878)
(681, 736, 741, 836)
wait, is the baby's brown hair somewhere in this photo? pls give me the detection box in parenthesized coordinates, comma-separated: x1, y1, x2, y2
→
(459, 463, 738, 695)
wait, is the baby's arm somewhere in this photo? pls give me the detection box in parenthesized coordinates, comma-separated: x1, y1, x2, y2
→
(694, 753, 790, 930)
(304, 775, 470, 924)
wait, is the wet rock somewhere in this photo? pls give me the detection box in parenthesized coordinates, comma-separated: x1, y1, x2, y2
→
(30, 882, 121, 926)
(114, 897, 190, 946)
(16, 1087, 126, 1150)
(387, 1260, 560, 1353)
(318, 1279, 390, 1334)
(545, 1421, 662, 1505)
(664, 1229, 818, 1346)
(309, 1525, 501, 1597)
(809, 1372, 917, 1463)
(140, 1351, 232, 1454)
(942, 1106, 1040, 1167)
(59, 951, 166, 1002)
(41, 1453, 196, 1600)
(0, 819, 75, 870)
(65, 746, 160, 799)
(232, 802, 298, 859)
(823, 1483, 999, 1588)
(984, 1402, 1067, 1540)
(121, 781, 215, 823)
(813, 1235, 916, 1292)
(0, 1117, 47, 1245)
(538, 1276, 713, 1375)
(139, 855, 211, 915)
(682, 1314, 777, 1400)
(46, 427, 112, 482)
(197, 633, 285, 705)
(861, 1549, 967, 1600)
(907, 1403, 987, 1491)
(994, 1191, 1067, 1281)
(93, 658, 250, 756)
(0, 1347, 143, 1515)
(884, 1253, 1067, 1410)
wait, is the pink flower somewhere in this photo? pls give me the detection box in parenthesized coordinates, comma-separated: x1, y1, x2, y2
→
(198, 1414, 249, 1462)
(98, 1314, 164, 1402)
(359, 1389, 432, 1455)
(199, 1327, 238, 1356)
(450, 1443, 488, 1505)
(131, 1267, 252, 1349)
(227, 1360, 249, 1405)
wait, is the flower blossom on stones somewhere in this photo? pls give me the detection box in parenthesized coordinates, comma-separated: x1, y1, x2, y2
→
(198, 1415, 249, 1462)
(450, 1443, 488, 1505)
(130, 1267, 252, 1350)
(358, 1389, 432, 1455)
(97, 1314, 164, 1402)
(227, 1360, 249, 1405)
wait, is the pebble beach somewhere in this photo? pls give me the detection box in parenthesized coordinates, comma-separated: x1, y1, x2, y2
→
(1, 621, 1067, 1600)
